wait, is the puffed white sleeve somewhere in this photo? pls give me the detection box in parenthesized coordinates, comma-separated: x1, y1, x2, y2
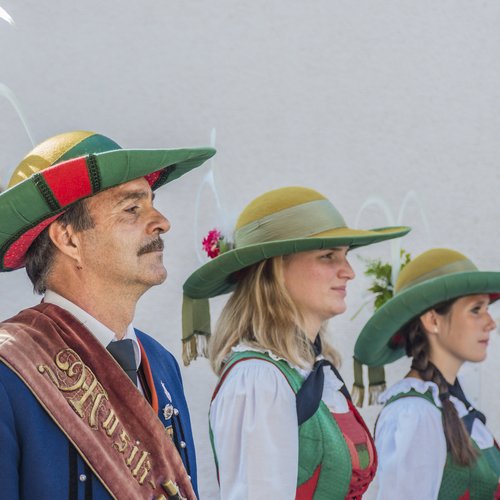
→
(210, 359, 298, 500)
(375, 397, 447, 500)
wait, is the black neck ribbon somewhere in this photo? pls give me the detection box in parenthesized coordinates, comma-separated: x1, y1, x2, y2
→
(295, 336, 351, 426)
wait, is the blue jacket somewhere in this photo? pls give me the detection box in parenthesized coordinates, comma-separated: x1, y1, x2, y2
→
(0, 328, 197, 499)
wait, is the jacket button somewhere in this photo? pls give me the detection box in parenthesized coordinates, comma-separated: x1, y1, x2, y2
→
(79, 474, 87, 482)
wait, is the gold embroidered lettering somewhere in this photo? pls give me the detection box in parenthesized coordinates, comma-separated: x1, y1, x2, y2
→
(54, 350, 87, 391)
(69, 374, 106, 429)
(102, 408, 120, 437)
(126, 446, 139, 466)
(38, 347, 157, 489)
(137, 458, 152, 485)
(131, 451, 151, 481)
(113, 429, 131, 453)
(37, 364, 61, 388)
(89, 392, 108, 428)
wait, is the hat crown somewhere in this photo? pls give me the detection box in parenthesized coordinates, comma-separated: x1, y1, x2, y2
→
(233, 187, 347, 247)
(395, 248, 478, 294)
(9, 131, 121, 187)
(236, 187, 327, 229)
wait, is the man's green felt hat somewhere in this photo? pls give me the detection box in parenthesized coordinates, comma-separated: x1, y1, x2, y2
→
(354, 248, 500, 368)
(0, 130, 215, 271)
(181, 186, 411, 365)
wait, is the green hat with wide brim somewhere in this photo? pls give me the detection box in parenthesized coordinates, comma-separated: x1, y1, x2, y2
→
(0, 130, 215, 271)
(354, 248, 500, 367)
(181, 186, 410, 365)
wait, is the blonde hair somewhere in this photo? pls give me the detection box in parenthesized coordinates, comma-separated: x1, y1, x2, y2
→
(209, 256, 340, 375)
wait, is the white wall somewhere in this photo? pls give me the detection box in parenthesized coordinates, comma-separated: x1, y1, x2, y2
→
(1, 2, 499, 498)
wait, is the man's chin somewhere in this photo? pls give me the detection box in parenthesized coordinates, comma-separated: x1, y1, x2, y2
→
(141, 267, 167, 287)
(157, 273, 168, 285)
(154, 268, 168, 285)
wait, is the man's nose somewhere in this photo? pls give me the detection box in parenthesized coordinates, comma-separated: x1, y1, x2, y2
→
(149, 208, 170, 234)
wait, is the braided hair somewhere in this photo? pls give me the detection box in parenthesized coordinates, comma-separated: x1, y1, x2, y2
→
(401, 299, 478, 466)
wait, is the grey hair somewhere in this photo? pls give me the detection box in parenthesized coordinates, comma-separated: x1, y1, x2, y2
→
(25, 199, 94, 294)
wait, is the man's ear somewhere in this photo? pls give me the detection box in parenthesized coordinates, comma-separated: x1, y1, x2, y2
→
(48, 220, 82, 266)
(419, 309, 440, 336)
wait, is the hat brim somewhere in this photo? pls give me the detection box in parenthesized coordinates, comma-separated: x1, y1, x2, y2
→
(0, 147, 215, 271)
(354, 271, 500, 367)
(184, 225, 410, 299)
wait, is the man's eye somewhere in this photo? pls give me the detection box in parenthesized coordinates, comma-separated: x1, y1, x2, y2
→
(125, 206, 139, 213)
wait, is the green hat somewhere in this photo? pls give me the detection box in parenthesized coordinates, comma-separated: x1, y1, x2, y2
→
(181, 186, 410, 365)
(0, 130, 215, 271)
(354, 247, 500, 368)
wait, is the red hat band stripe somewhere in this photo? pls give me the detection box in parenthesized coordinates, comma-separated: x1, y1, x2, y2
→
(145, 171, 162, 187)
(3, 156, 95, 270)
(42, 157, 93, 207)
(3, 214, 62, 269)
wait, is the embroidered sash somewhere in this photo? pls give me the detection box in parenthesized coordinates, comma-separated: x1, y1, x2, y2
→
(0, 303, 194, 500)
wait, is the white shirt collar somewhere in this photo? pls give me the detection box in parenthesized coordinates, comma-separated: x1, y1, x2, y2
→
(43, 289, 141, 367)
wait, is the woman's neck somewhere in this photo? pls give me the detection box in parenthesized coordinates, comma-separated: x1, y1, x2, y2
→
(301, 316, 323, 342)
(407, 358, 461, 385)
(429, 352, 462, 384)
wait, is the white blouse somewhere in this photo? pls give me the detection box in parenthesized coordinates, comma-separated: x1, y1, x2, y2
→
(210, 344, 350, 500)
(375, 377, 495, 500)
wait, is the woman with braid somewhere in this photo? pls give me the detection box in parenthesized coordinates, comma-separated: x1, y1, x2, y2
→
(182, 187, 410, 499)
(354, 248, 500, 499)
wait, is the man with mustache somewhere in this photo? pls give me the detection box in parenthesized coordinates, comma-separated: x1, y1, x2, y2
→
(0, 131, 215, 499)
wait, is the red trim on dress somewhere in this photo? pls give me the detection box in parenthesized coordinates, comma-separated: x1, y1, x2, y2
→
(295, 465, 321, 500)
(333, 412, 363, 471)
(342, 401, 378, 499)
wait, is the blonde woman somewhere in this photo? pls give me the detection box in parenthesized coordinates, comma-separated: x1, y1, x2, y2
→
(354, 248, 500, 499)
(182, 186, 410, 499)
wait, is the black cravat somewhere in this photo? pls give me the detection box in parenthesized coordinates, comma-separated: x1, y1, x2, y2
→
(107, 339, 138, 386)
(296, 336, 351, 425)
(448, 378, 486, 435)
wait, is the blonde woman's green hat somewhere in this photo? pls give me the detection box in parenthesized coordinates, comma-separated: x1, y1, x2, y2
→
(182, 186, 411, 365)
(354, 248, 500, 369)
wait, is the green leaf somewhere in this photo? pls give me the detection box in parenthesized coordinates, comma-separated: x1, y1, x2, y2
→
(358, 249, 412, 313)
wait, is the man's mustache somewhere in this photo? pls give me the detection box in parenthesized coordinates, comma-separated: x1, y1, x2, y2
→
(137, 238, 164, 256)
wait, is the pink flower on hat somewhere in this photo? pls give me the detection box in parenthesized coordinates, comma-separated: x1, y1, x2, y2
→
(202, 229, 223, 258)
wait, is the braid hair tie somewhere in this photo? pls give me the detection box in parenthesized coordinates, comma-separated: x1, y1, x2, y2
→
(439, 391, 450, 402)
